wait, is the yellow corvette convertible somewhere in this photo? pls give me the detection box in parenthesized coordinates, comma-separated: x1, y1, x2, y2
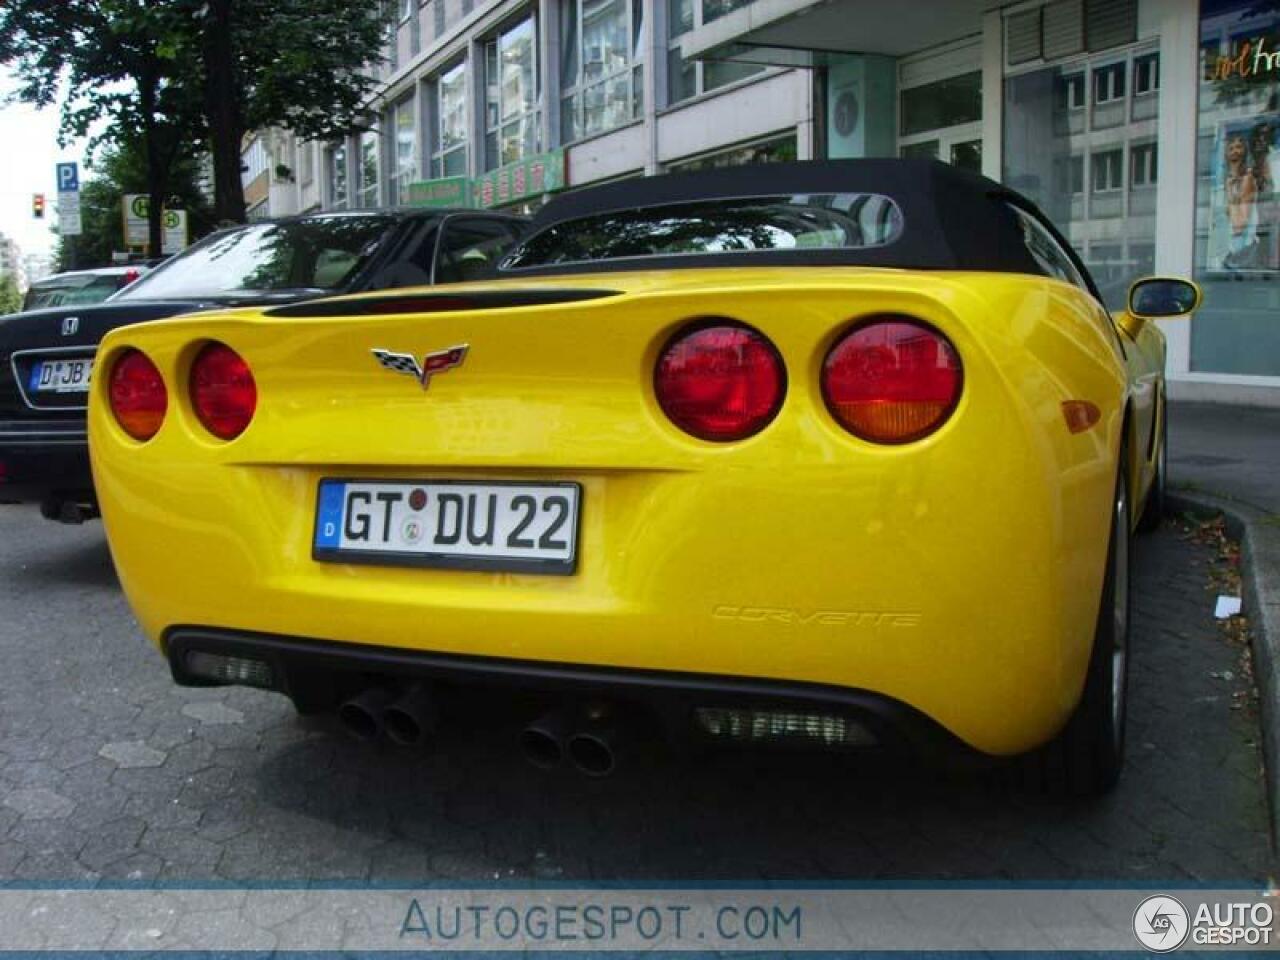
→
(88, 160, 1199, 795)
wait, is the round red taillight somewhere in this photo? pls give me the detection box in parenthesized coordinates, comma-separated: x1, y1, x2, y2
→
(108, 349, 168, 442)
(655, 323, 785, 442)
(821, 318, 962, 444)
(190, 342, 257, 440)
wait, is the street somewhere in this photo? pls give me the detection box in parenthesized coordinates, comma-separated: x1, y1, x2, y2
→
(0, 503, 1271, 883)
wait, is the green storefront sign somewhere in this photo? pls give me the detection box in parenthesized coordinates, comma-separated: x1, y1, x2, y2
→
(472, 149, 567, 208)
(406, 176, 472, 209)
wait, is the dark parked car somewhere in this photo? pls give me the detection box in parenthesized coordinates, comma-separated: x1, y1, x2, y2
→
(0, 208, 526, 521)
(21, 266, 150, 311)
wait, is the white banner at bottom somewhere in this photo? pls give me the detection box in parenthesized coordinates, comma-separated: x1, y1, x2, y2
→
(0, 887, 1275, 952)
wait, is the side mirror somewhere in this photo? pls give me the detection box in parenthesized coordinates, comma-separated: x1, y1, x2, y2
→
(1127, 277, 1202, 319)
(1118, 277, 1202, 339)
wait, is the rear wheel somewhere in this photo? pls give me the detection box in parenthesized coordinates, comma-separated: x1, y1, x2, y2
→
(1024, 461, 1131, 797)
(1138, 390, 1167, 532)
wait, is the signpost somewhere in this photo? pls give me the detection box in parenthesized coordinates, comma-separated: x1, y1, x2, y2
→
(55, 162, 82, 237)
(122, 194, 189, 255)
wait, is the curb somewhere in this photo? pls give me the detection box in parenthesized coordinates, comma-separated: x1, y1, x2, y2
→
(1169, 489, 1280, 849)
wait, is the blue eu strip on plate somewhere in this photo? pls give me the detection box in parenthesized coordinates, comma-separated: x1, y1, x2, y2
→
(314, 481, 346, 549)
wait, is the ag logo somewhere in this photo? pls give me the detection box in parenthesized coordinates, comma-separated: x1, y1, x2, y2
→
(1133, 895, 1190, 952)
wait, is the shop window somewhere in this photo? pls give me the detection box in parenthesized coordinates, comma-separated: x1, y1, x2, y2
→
(900, 72, 981, 137)
(560, 0, 645, 142)
(1004, 52, 1156, 310)
(431, 61, 468, 178)
(358, 129, 379, 208)
(1091, 149, 1123, 192)
(1133, 52, 1159, 95)
(1093, 62, 1125, 104)
(1131, 141, 1157, 187)
(1192, 0, 1280, 376)
(485, 16, 541, 172)
(667, 133, 797, 172)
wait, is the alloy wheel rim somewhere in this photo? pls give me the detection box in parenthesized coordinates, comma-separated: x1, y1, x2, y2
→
(1111, 479, 1130, 740)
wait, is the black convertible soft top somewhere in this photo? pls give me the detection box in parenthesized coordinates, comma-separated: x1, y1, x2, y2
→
(498, 158, 1062, 280)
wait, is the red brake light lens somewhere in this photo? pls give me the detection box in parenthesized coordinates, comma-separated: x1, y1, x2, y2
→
(190, 342, 257, 440)
(655, 324, 785, 442)
(822, 318, 962, 444)
(108, 349, 167, 442)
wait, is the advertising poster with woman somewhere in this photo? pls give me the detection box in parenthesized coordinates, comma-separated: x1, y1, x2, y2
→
(1209, 116, 1280, 272)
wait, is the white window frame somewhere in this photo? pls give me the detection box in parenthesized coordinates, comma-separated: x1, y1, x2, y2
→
(1133, 52, 1158, 96)
(1091, 148, 1123, 193)
(1063, 72, 1086, 110)
(390, 94, 417, 205)
(484, 13, 542, 172)
(1131, 141, 1157, 188)
(560, 0, 644, 144)
(431, 60, 469, 178)
(1092, 61, 1125, 104)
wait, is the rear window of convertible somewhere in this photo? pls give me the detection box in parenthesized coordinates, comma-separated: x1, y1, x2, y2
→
(499, 193, 904, 270)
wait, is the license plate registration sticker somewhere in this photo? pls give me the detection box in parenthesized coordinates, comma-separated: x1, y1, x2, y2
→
(313, 479, 581, 574)
(30, 357, 95, 393)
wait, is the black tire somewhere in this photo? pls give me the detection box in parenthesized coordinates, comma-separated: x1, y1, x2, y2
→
(1137, 390, 1167, 532)
(1024, 461, 1131, 797)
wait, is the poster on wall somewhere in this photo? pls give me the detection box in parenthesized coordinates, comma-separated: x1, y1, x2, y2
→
(1207, 115, 1280, 272)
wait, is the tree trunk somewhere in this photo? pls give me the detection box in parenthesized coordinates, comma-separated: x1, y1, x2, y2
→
(138, 72, 166, 256)
(205, 0, 247, 224)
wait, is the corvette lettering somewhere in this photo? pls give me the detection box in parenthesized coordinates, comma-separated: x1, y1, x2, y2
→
(713, 606, 921, 628)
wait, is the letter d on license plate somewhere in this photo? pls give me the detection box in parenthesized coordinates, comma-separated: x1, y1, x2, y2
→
(313, 479, 581, 574)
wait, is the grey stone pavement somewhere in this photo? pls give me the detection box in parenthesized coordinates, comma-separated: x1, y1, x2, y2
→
(0, 433, 1273, 883)
(1169, 401, 1280, 515)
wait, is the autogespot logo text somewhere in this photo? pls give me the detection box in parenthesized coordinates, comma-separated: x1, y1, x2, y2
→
(1133, 895, 1190, 953)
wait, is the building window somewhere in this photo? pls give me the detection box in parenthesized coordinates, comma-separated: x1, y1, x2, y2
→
(1093, 62, 1125, 104)
(400, 0, 414, 21)
(561, 0, 645, 142)
(1058, 73, 1086, 111)
(1131, 141, 1157, 187)
(358, 129, 379, 207)
(485, 16, 541, 172)
(299, 142, 315, 186)
(1055, 155, 1085, 195)
(1133, 52, 1159, 95)
(1091, 148, 1123, 192)
(241, 137, 268, 189)
(431, 61, 468, 177)
(667, 0, 761, 104)
(900, 71, 981, 137)
(390, 95, 417, 205)
(327, 143, 348, 209)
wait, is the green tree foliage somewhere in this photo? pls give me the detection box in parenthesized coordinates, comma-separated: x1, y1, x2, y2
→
(197, 0, 391, 223)
(0, 275, 21, 315)
(0, 0, 205, 255)
(54, 138, 215, 272)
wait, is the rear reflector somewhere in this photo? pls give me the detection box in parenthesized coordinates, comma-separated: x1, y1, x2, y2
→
(190, 342, 257, 440)
(695, 707, 877, 747)
(654, 323, 785, 442)
(108, 350, 168, 442)
(821, 317, 962, 444)
(185, 651, 275, 689)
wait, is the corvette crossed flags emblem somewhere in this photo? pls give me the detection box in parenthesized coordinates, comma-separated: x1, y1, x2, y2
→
(371, 344, 469, 390)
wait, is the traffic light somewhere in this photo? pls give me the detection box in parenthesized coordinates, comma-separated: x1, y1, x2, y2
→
(32, 194, 45, 219)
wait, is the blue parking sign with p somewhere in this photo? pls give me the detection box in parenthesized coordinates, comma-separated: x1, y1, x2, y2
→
(56, 162, 79, 192)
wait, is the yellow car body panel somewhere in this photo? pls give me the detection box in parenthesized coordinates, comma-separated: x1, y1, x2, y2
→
(88, 266, 1160, 757)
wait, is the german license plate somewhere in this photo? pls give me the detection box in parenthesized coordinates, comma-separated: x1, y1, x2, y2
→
(30, 357, 94, 393)
(313, 480, 581, 574)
